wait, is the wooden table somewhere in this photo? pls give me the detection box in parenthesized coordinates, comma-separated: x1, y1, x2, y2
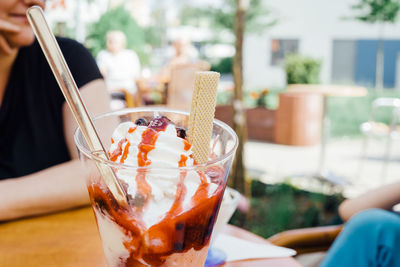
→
(287, 84, 368, 97)
(0, 207, 301, 267)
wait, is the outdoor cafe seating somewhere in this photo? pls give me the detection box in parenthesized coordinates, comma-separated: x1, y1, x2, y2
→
(359, 97, 400, 182)
(167, 61, 210, 111)
(135, 61, 210, 110)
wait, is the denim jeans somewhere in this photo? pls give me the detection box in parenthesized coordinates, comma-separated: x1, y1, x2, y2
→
(320, 209, 400, 267)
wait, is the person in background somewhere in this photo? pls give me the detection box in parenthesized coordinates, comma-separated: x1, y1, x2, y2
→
(0, 0, 110, 221)
(160, 36, 200, 81)
(96, 30, 141, 109)
(320, 181, 400, 267)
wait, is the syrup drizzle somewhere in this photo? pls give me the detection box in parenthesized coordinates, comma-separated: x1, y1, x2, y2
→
(165, 171, 187, 218)
(109, 138, 126, 162)
(178, 155, 188, 167)
(128, 126, 137, 133)
(120, 142, 130, 163)
(191, 173, 210, 207)
(183, 140, 191, 151)
(134, 128, 159, 212)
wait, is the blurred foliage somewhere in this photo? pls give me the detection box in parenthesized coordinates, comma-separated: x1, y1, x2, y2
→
(255, 90, 269, 108)
(52, 22, 75, 39)
(211, 57, 234, 74)
(145, 7, 168, 48)
(285, 54, 322, 84)
(230, 181, 344, 238)
(217, 88, 282, 109)
(328, 89, 400, 137)
(248, 89, 270, 108)
(143, 25, 163, 48)
(216, 90, 234, 106)
(351, 0, 400, 23)
(180, 0, 277, 39)
(85, 6, 148, 63)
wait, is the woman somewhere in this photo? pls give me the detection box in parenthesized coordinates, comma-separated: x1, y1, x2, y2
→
(0, 0, 110, 220)
(321, 181, 400, 267)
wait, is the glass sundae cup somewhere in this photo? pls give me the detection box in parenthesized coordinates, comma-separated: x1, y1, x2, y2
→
(74, 108, 238, 267)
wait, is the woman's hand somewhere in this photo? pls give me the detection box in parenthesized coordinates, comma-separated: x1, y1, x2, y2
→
(0, 18, 20, 54)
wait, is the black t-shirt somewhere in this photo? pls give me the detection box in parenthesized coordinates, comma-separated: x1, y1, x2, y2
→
(0, 37, 102, 180)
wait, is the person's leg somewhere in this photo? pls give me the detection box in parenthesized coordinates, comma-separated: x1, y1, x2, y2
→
(320, 209, 400, 267)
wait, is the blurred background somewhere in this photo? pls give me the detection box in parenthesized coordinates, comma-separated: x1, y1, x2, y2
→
(44, 0, 400, 242)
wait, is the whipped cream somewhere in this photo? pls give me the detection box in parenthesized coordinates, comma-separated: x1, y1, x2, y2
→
(108, 118, 216, 227)
(110, 121, 194, 168)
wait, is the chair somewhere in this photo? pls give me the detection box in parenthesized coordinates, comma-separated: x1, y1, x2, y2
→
(136, 77, 167, 106)
(109, 89, 141, 110)
(167, 61, 210, 111)
(121, 89, 140, 108)
(359, 98, 400, 182)
(267, 224, 343, 254)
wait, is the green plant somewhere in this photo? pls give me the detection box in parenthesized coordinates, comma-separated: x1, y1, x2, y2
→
(247, 89, 269, 108)
(211, 57, 233, 74)
(285, 54, 321, 84)
(230, 181, 344, 238)
(256, 89, 269, 107)
(85, 6, 146, 61)
(216, 90, 234, 105)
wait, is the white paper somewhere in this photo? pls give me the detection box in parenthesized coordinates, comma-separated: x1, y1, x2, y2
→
(213, 233, 296, 262)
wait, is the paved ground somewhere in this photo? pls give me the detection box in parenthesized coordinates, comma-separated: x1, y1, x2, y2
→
(245, 136, 400, 198)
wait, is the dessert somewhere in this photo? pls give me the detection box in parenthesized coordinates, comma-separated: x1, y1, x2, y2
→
(87, 115, 226, 267)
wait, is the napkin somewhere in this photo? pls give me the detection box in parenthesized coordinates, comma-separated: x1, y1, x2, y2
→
(213, 234, 296, 262)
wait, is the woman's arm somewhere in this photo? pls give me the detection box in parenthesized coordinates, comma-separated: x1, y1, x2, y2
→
(339, 181, 400, 222)
(0, 79, 111, 221)
(63, 79, 112, 159)
(0, 160, 89, 221)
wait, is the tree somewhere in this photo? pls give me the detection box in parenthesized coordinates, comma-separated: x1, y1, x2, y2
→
(180, 0, 276, 195)
(351, 0, 400, 90)
(180, 0, 276, 40)
(231, 0, 248, 195)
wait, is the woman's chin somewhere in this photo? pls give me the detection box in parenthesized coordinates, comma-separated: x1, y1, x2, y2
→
(7, 30, 36, 49)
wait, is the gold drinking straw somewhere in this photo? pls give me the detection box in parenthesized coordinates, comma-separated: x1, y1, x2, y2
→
(26, 6, 128, 208)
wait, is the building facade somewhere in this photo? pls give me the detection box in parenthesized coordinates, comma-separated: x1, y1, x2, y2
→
(244, 0, 400, 89)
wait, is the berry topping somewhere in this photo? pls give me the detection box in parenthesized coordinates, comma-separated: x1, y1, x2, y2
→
(176, 127, 187, 139)
(135, 118, 148, 126)
(148, 116, 171, 131)
(173, 242, 184, 251)
(175, 222, 185, 230)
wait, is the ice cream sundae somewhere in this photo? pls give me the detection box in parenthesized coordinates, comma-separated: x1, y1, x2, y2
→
(86, 115, 226, 266)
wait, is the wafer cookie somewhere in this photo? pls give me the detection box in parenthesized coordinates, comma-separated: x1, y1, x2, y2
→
(188, 71, 220, 164)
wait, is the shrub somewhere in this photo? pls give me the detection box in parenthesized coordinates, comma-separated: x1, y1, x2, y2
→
(285, 54, 321, 84)
(211, 57, 233, 74)
(230, 181, 344, 238)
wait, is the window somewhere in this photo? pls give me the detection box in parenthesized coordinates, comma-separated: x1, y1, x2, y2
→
(270, 39, 299, 66)
(331, 40, 356, 84)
